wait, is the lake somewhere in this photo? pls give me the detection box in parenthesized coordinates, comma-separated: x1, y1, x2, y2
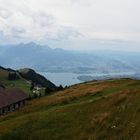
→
(39, 72, 135, 87)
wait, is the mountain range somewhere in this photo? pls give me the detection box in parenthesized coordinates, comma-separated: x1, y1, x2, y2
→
(0, 42, 140, 74)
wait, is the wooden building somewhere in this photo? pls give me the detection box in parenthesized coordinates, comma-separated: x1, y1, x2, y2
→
(0, 88, 29, 115)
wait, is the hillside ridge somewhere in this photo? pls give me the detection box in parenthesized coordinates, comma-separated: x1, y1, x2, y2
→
(0, 66, 57, 90)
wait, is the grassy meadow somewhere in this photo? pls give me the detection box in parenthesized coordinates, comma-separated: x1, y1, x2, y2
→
(0, 79, 140, 139)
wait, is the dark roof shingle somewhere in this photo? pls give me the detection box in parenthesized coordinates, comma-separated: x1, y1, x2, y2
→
(0, 88, 29, 108)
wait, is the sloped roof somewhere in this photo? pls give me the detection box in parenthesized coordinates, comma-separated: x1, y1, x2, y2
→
(0, 88, 29, 108)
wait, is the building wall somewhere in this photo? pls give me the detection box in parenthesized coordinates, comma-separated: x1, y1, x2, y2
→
(0, 99, 27, 116)
(0, 108, 2, 115)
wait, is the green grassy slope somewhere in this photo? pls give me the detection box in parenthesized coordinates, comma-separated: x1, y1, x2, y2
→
(0, 68, 31, 94)
(1, 79, 140, 140)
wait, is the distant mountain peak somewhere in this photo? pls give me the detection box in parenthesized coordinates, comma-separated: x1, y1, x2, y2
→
(17, 42, 52, 50)
(26, 42, 37, 46)
(16, 42, 39, 48)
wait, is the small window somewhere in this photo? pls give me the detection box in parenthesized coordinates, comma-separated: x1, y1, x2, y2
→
(13, 104, 16, 109)
(2, 108, 5, 114)
(8, 106, 10, 111)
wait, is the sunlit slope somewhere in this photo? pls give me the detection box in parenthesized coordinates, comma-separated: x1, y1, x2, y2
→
(1, 79, 140, 140)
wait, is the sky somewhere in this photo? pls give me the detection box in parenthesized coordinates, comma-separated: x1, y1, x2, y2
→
(0, 0, 140, 51)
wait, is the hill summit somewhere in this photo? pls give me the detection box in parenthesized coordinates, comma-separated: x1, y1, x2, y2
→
(18, 68, 56, 90)
(0, 66, 57, 92)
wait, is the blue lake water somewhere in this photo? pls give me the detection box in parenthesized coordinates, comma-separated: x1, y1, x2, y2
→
(39, 72, 82, 86)
(39, 72, 135, 87)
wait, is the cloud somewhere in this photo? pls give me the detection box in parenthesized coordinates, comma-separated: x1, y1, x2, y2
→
(0, 0, 81, 43)
(0, 0, 140, 50)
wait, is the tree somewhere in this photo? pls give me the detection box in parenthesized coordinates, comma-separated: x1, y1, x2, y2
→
(0, 84, 5, 89)
(28, 94, 32, 100)
(8, 72, 17, 80)
(39, 93, 41, 97)
(45, 87, 53, 95)
(34, 93, 38, 99)
(30, 82, 34, 91)
(57, 85, 63, 91)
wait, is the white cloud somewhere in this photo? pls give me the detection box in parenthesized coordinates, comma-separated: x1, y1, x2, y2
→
(0, 0, 140, 50)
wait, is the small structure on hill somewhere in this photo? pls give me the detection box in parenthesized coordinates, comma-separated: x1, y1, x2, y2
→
(0, 88, 29, 115)
(32, 85, 42, 98)
(34, 84, 42, 91)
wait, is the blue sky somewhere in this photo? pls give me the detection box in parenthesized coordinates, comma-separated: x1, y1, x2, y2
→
(0, 0, 140, 51)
